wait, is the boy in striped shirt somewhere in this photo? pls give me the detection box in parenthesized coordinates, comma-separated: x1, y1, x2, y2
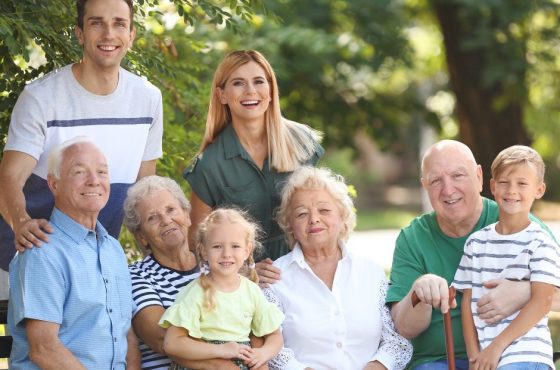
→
(453, 145, 560, 370)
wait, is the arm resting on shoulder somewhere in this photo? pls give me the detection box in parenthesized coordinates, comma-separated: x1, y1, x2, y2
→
(0, 151, 52, 250)
(26, 319, 87, 370)
(188, 192, 212, 252)
(137, 159, 157, 180)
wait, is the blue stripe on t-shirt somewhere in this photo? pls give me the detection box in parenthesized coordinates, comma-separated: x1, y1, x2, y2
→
(0, 174, 131, 271)
(47, 117, 153, 128)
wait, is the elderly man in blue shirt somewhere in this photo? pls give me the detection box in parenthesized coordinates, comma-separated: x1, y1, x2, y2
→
(8, 137, 135, 370)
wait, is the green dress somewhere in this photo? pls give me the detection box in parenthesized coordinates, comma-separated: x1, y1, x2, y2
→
(184, 124, 323, 261)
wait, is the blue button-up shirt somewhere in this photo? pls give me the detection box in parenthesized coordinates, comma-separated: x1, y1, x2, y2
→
(8, 208, 132, 369)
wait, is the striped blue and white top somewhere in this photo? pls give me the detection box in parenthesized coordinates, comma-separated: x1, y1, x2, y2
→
(453, 221, 560, 369)
(129, 254, 199, 370)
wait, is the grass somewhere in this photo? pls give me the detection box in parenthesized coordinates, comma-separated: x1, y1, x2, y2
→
(355, 208, 419, 231)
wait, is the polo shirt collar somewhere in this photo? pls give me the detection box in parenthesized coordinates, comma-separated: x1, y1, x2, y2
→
(222, 124, 247, 160)
(289, 241, 349, 269)
(50, 207, 108, 244)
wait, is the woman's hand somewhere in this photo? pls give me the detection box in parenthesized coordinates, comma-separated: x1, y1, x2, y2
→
(256, 258, 281, 287)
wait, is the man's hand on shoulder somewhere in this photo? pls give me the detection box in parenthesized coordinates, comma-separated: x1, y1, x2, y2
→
(14, 218, 52, 252)
(411, 273, 456, 313)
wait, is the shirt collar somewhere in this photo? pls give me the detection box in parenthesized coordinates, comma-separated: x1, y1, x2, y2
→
(222, 124, 248, 160)
(288, 240, 349, 269)
(50, 207, 108, 244)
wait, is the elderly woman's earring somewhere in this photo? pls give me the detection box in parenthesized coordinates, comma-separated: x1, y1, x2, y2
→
(200, 261, 210, 275)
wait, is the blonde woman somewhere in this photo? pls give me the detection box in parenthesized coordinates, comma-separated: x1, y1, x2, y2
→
(184, 50, 323, 281)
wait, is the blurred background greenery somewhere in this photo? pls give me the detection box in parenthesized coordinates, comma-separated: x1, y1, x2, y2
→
(2, 0, 560, 362)
(3, 0, 560, 203)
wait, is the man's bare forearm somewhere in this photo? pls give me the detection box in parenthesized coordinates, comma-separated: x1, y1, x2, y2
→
(391, 292, 432, 339)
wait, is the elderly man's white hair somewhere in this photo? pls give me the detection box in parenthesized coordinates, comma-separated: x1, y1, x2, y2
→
(420, 139, 477, 177)
(47, 136, 97, 179)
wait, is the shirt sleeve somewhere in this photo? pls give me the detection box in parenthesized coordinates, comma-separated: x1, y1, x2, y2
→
(369, 279, 412, 370)
(250, 285, 284, 337)
(158, 284, 204, 338)
(129, 264, 163, 317)
(183, 155, 216, 207)
(452, 236, 475, 291)
(12, 248, 66, 326)
(142, 88, 163, 161)
(386, 230, 424, 304)
(4, 87, 46, 159)
(530, 233, 560, 287)
(262, 288, 308, 370)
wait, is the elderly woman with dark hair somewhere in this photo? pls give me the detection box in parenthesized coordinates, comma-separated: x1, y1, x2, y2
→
(266, 167, 412, 370)
(125, 176, 240, 370)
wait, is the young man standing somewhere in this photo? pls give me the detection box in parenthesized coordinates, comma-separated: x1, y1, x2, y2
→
(0, 0, 163, 298)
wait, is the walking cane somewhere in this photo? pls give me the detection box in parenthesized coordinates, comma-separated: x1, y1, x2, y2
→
(411, 287, 457, 370)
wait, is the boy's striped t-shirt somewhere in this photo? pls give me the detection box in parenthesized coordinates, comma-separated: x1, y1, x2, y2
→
(453, 221, 560, 369)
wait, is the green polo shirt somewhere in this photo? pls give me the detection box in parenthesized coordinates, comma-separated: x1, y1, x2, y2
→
(184, 124, 323, 261)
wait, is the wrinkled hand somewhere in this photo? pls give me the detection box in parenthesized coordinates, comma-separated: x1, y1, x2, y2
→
(219, 342, 252, 361)
(469, 343, 502, 370)
(14, 218, 52, 252)
(477, 279, 529, 324)
(411, 274, 456, 313)
(256, 259, 281, 288)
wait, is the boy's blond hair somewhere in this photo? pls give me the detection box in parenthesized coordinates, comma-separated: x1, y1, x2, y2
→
(491, 145, 545, 182)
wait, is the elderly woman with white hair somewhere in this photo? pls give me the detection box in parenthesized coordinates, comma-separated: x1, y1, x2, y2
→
(125, 176, 242, 370)
(266, 167, 412, 370)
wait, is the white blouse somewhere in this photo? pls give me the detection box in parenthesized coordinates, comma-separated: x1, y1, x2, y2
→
(266, 242, 411, 370)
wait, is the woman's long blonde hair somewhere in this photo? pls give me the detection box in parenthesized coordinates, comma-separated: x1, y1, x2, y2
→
(200, 49, 322, 172)
(195, 208, 262, 311)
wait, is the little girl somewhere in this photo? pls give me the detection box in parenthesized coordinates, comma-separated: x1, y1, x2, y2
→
(159, 208, 284, 370)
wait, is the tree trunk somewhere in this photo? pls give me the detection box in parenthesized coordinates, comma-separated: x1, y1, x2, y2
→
(432, 1, 531, 197)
